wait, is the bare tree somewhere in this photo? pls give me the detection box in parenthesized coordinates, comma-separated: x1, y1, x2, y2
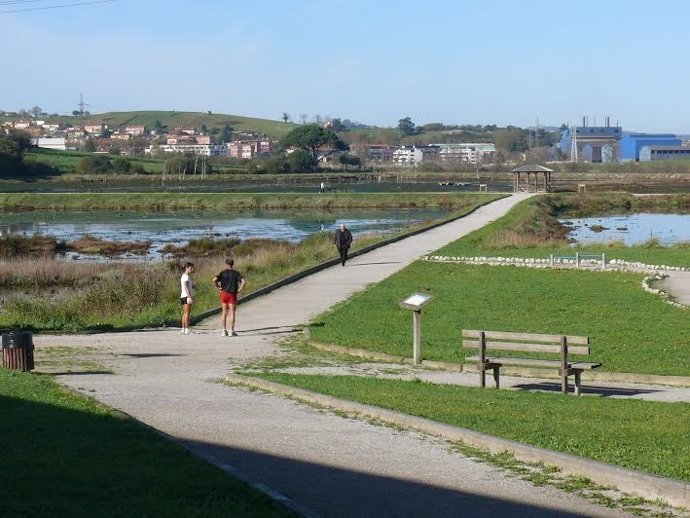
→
(299, 113, 309, 125)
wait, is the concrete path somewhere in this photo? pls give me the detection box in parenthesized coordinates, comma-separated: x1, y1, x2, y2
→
(268, 363, 690, 403)
(37, 194, 642, 517)
(656, 271, 690, 306)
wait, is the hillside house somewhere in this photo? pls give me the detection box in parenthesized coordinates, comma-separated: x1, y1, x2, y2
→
(125, 124, 146, 136)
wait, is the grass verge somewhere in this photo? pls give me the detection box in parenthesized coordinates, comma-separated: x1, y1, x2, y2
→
(0, 369, 292, 517)
(250, 373, 690, 483)
(436, 194, 690, 267)
(0, 192, 500, 212)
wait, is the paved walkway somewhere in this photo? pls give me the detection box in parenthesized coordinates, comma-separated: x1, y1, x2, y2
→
(267, 363, 690, 403)
(656, 271, 690, 306)
(37, 194, 651, 517)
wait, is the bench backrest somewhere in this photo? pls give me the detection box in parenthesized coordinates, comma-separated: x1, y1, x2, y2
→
(462, 330, 590, 356)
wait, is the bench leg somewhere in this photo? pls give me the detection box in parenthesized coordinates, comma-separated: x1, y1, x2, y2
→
(561, 375, 568, 394)
(492, 366, 500, 389)
(574, 372, 582, 396)
(479, 365, 485, 388)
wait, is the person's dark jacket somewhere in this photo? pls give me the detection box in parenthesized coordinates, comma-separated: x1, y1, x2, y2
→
(334, 228, 353, 250)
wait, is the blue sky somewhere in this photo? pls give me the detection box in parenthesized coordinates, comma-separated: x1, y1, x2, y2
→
(3, 0, 690, 132)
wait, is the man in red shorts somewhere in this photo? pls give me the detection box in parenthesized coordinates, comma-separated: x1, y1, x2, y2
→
(213, 258, 246, 337)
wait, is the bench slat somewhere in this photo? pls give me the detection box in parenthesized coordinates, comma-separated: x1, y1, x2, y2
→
(571, 362, 602, 370)
(465, 356, 564, 368)
(462, 340, 590, 355)
(462, 329, 589, 345)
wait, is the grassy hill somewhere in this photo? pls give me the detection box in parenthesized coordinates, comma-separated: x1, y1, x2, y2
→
(1, 111, 297, 140)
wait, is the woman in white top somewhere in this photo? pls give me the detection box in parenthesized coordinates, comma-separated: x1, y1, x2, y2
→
(180, 262, 195, 334)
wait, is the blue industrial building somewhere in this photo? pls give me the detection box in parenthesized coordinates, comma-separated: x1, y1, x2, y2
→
(619, 133, 682, 161)
(639, 146, 690, 161)
(558, 125, 690, 162)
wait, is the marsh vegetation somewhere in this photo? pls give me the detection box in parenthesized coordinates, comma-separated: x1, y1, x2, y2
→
(0, 234, 340, 331)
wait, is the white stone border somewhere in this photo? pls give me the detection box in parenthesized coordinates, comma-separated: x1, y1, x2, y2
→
(423, 255, 688, 309)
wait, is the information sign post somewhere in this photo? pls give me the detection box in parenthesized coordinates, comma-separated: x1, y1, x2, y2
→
(399, 293, 434, 365)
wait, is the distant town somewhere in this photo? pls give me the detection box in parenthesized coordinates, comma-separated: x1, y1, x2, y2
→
(3, 109, 690, 169)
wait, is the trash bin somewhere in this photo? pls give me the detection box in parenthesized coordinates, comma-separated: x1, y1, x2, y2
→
(2, 331, 35, 372)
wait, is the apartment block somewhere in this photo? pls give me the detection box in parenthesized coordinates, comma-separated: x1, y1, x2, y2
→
(147, 144, 228, 156)
(227, 141, 257, 159)
(436, 143, 495, 165)
(392, 145, 440, 166)
(367, 145, 395, 162)
(83, 123, 106, 134)
(125, 124, 146, 136)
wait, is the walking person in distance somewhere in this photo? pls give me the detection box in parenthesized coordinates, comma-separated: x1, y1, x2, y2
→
(213, 258, 246, 336)
(334, 223, 353, 266)
(180, 262, 195, 335)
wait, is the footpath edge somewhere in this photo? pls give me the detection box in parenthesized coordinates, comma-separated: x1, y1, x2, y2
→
(306, 341, 690, 388)
(192, 194, 506, 323)
(225, 372, 690, 510)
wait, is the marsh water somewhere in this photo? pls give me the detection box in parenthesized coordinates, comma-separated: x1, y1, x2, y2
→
(563, 213, 690, 246)
(0, 208, 448, 259)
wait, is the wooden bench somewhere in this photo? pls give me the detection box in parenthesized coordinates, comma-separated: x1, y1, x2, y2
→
(461, 330, 602, 395)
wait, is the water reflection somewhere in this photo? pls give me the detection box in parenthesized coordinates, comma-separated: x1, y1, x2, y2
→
(563, 213, 690, 246)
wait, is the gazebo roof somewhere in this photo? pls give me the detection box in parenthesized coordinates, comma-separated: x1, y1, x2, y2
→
(510, 164, 554, 173)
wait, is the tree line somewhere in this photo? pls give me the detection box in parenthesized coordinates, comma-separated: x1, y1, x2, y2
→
(0, 131, 53, 177)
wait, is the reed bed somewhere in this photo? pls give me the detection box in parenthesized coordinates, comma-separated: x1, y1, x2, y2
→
(0, 192, 498, 212)
(0, 232, 380, 331)
(551, 192, 690, 217)
(0, 259, 112, 288)
(68, 236, 151, 256)
(0, 235, 65, 258)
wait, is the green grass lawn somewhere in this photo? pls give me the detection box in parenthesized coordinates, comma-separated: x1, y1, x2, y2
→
(308, 195, 690, 376)
(24, 149, 166, 174)
(253, 373, 690, 483)
(23, 148, 284, 177)
(0, 369, 292, 517)
(310, 262, 689, 375)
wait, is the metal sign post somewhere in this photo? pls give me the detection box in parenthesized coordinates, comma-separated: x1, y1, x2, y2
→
(399, 293, 433, 365)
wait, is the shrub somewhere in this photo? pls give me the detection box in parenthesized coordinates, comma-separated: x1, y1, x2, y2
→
(77, 155, 111, 175)
(112, 157, 131, 173)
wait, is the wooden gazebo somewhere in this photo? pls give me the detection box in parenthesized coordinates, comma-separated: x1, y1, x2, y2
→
(510, 164, 553, 193)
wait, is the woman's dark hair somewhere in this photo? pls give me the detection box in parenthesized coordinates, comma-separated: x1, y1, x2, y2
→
(225, 258, 234, 267)
(183, 262, 194, 271)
